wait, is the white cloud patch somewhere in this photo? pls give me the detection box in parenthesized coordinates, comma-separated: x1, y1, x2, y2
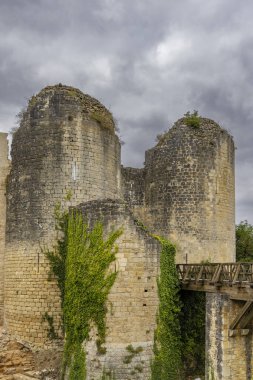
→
(153, 33, 192, 67)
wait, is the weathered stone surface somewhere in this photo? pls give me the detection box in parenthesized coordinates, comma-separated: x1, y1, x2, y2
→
(4, 85, 121, 346)
(121, 166, 145, 208)
(0, 327, 61, 380)
(123, 118, 235, 264)
(6, 84, 121, 242)
(206, 294, 253, 380)
(0, 85, 238, 379)
(76, 199, 160, 380)
(0, 133, 10, 325)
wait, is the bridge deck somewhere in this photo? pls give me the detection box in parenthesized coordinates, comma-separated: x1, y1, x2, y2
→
(177, 263, 253, 300)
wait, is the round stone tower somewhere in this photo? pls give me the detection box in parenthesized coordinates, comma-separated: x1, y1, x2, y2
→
(4, 84, 121, 345)
(144, 117, 235, 263)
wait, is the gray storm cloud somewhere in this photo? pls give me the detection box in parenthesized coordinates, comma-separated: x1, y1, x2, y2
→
(0, 0, 252, 222)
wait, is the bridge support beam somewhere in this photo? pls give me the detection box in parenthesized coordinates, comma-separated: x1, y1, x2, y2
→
(206, 293, 253, 380)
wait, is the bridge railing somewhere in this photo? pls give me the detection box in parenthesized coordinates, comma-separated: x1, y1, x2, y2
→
(177, 263, 253, 330)
(177, 263, 253, 286)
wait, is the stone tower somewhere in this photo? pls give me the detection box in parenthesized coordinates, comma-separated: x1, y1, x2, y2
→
(4, 85, 121, 345)
(123, 118, 235, 263)
(0, 133, 9, 325)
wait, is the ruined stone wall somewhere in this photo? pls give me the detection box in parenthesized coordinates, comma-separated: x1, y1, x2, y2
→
(0, 133, 9, 326)
(143, 119, 235, 263)
(0, 327, 61, 379)
(121, 167, 145, 208)
(4, 85, 121, 346)
(206, 293, 253, 380)
(76, 200, 160, 380)
(1, 86, 238, 378)
(7, 86, 121, 241)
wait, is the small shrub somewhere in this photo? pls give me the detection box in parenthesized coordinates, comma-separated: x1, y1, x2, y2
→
(135, 364, 143, 373)
(123, 345, 143, 364)
(101, 368, 116, 380)
(123, 355, 133, 364)
(156, 131, 170, 146)
(184, 110, 201, 128)
(126, 345, 143, 354)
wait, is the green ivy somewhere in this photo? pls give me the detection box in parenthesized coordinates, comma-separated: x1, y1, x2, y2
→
(45, 206, 122, 379)
(44, 203, 68, 319)
(151, 237, 182, 380)
(68, 343, 86, 380)
(180, 290, 206, 378)
(45, 206, 206, 380)
(42, 312, 60, 340)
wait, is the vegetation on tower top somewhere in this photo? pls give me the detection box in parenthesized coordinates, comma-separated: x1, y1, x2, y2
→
(27, 84, 115, 132)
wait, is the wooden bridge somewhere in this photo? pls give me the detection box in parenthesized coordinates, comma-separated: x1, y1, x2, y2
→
(177, 262, 253, 334)
(177, 262, 253, 300)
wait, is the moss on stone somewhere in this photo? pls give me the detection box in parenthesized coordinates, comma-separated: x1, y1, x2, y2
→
(156, 114, 228, 147)
(27, 84, 115, 131)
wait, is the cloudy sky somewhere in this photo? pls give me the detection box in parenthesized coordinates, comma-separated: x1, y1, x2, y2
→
(0, 0, 253, 223)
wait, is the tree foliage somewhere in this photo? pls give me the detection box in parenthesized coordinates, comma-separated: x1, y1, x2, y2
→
(236, 220, 253, 261)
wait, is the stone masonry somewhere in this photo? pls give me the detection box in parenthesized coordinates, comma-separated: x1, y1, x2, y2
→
(0, 133, 10, 326)
(206, 294, 253, 380)
(122, 119, 235, 264)
(76, 200, 160, 380)
(4, 85, 121, 347)
(0, 84, 240, 379)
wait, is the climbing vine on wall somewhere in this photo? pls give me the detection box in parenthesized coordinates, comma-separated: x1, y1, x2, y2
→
(180, 290, 206, 378)
(45, 206, 122, 379)
(45, 203, 68, 316)
(151, 237, 183, 380)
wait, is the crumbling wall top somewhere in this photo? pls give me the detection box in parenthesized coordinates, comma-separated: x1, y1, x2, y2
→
(25, 83, 115, 132)
(156, 117, 233, 147)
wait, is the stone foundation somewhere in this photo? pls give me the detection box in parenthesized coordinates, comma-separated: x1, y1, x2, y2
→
(0, 327, 62, 380)
(206, 293, 253, 380)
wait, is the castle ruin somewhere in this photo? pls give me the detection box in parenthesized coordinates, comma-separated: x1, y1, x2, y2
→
(0, 84, 249, 380)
